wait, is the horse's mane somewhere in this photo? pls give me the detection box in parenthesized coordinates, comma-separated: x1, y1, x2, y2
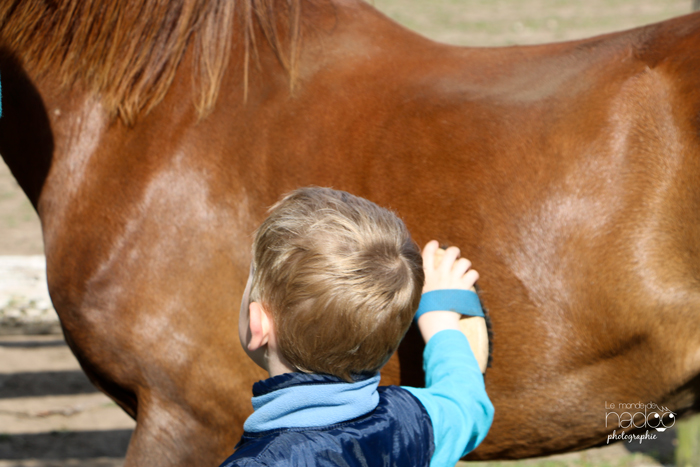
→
(0, 0, 302, 125)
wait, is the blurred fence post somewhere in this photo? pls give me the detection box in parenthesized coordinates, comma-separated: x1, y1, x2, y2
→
(676, 414, 700, 467)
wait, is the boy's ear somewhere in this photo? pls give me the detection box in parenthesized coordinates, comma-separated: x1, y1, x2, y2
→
(247, 302, 271, 351)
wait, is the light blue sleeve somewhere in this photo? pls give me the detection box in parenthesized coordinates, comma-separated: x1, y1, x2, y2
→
(402, 329, 494, 467)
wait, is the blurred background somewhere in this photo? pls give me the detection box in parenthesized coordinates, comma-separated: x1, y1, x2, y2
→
(1, 1, 697, 466)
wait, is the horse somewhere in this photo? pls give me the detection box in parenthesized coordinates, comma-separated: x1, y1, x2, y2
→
(2, 0, 700, 465)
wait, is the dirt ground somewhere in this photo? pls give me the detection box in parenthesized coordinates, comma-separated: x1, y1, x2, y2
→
(1, 1, 697, 466)
(0, 333, 674, 467)
(0, 335, 134, 467)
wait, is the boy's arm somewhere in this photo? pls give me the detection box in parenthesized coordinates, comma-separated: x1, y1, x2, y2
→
(403, 329, 493, 466)
(402, 241, 495, 467)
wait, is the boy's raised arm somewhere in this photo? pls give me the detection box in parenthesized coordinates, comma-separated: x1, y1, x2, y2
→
(402, 240, 495, 467)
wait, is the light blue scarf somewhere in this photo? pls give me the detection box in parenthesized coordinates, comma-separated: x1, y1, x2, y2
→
(244, 372, 381, 433)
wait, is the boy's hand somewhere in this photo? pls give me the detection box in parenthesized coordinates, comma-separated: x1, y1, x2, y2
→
(417, 241, 489, 373)
(422, 240, 479, 294)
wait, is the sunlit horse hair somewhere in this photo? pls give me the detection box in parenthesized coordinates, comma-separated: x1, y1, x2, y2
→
(0, 0, 302, 124)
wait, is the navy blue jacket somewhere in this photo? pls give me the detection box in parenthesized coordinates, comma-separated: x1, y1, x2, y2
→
(219, 373, 435, 467)
(219, 330, 494, 467)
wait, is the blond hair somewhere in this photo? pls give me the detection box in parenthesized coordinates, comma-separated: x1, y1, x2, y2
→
(250, 187, 423, 382)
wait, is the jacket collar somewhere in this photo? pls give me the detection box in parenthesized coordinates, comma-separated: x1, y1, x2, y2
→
(244, 372, 381, 433)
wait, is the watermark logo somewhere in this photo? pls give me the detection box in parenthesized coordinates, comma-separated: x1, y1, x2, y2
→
(605, 401, 675, 444)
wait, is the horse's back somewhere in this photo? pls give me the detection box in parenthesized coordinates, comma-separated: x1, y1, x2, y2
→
(294, 9, 700, 458)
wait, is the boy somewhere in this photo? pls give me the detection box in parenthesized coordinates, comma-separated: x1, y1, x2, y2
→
(221, 187, 494, 467)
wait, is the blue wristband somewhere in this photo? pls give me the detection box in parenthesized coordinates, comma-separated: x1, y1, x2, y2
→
(414, 289, 484, 321)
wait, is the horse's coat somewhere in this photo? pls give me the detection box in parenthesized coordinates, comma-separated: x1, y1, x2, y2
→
(2, 0, 700, 465)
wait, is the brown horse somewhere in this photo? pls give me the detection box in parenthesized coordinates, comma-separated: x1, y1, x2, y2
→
(2, 0, 700, 464)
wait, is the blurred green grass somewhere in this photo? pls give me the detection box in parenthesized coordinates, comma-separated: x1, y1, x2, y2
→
(461, 451, 660, 467)
(372, 0, 691, 46)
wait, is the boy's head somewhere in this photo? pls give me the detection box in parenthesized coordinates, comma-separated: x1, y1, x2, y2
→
(244, 187, 424, 381)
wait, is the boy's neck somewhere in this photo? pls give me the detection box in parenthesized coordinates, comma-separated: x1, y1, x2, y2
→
(267, 359, 295, 378)
(265, 347, 297, 378)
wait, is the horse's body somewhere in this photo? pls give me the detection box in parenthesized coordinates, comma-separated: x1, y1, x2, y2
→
(2, 0, 700, 464)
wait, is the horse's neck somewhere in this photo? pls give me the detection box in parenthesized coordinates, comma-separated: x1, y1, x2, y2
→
(0, 0, 334, 204)
(0, 0, 308, 204)
(0, 52, 101, 212)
